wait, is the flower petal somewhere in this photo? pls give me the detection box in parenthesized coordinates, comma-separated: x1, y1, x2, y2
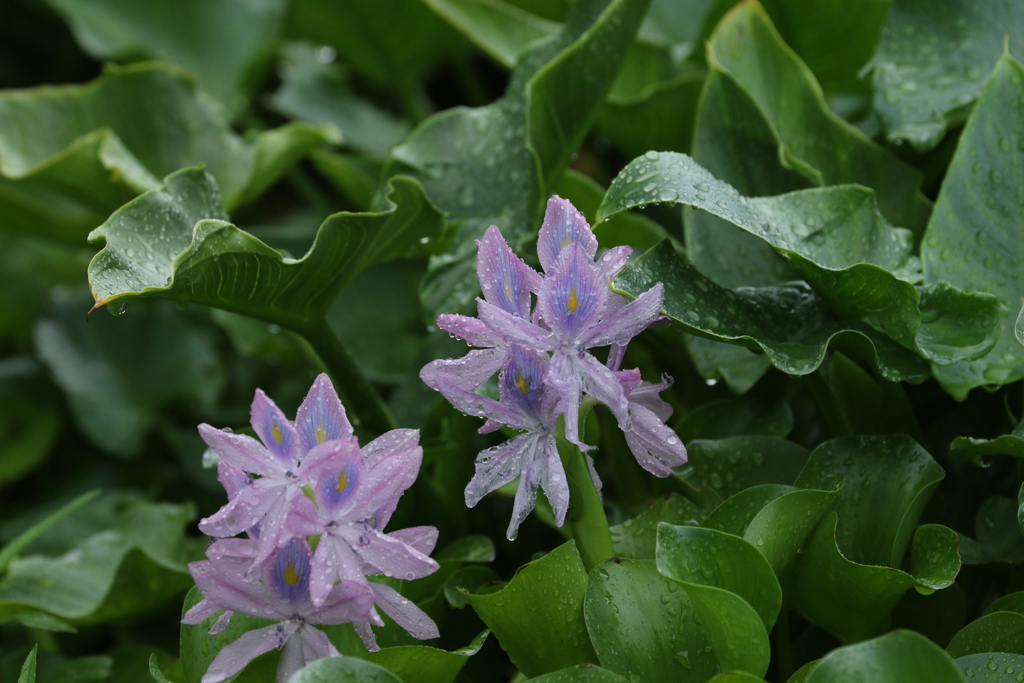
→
(309, 536, 365, 608)
(294, 373, 354, 452)
(420, 347, 507, 393)
(537, 196, 597, 272)
(387, 526, 439, 556)
(313, 579, 376, 625)
(498, 345, 549, 424)
(437, 313, 503, 348)
(477, 299, 553, 350)
(578, 352, 631, 431)
(371, 582, 440, 641)
(422, 367, 528, 430)
(354, 445, 423, 523)
(539, 244, 607, 342)
(540, 437, 569, 527)
(508, 457, 540, 541)
(278, 625, 338, 683)
(596, 245, 632, 279)
(198, 484, 277, 540)
(267, 539, 312, 606)
(251, 389, 301, 464)
(465, 433, 536, 508)
(476, 225, 541, 317)
(546, 352, 585, 448)
(623, 401, 687, 477)
(201, 623, 296, 683)
(359, 528, 439, 581)
(580, 282, 664, 349)
(198, 425, 279, 477)
(187, 559, 275, 620)
(306, 439, 366, 514)
(353, 620, 379, 652)
(363, 428, 420, 470)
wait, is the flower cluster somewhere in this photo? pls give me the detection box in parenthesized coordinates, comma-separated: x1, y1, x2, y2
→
(421, 196, 688, 540)
(183, 375, 439, 683)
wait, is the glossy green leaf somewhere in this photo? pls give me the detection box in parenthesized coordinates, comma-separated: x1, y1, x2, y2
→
(794, 435, 945, 567)
(0, 499, 194, 624)
(703, 485, 793, 537)
(0, 489, 99, 574)
(41, 0, 285, 117)
(526, 665, 629, 682)
(708, 674, 766, 683)
(18, 646, 36, 683)
(445, 566, 501, 607)
(986, 591, 1024, 616)
(466, 541, 597, 677)
(363, 633, 487, 683)
(584, 558, 717, 682)
(680, 437, 810, 498)
(601, 152, 1003, 364)
(656, 524, 781, 676)
(613, 241, 931, 383)
(390, 0, 650, 318)
(290, 657, 402, 683)
(867, 0, 1024, 151)
(148, 654, 179, 683)
(436, 534, 497, 563)
(947, 612, 1024, 658)
(87, 168, 442, 329)
(675, 398, 793, 442)
(610, 494, 703, 560)
(954, 653, 1024, 681)
(921, 55, 1024, 398)
(803, 630, 963, 682)
(422, 0, 559, 68)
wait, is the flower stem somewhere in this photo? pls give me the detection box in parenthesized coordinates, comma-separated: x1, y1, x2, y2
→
(299, 318, 397, 435)
(556, 418, 614, 573)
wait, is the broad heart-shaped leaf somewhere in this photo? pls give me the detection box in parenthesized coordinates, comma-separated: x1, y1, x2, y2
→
(920, 55, 1024, 399)
(788, 514, 961, 643)
(867, 0, 1024, 151)
(585, 559, 716, 682)
(600, 152, 1005, 365)
(0, 499, 194, 625)
(955, 653, 1024, 681)
(794, 435, 946, 567)
(362, 635, 487, 683)
(389, 0, 650, 319)
(947, 612, 1024, 658)
(656, 524, 781, 677)
(422, 0, 560, 69)
(41, 0, 286, 118)
(0, 62, 335, 242)
(526, 665, 629, 682)
(802, 630, 964, 683)
(289, 657, 402, 683)
(705, 2, 931, 234)
(679, 437, 810, 500)
(610, 495, 703, 560)
(612, 241, 931, 384)
(466, 541, 597, 677)
(87, 168, 443, 332)
(986, 590, 1024, 616)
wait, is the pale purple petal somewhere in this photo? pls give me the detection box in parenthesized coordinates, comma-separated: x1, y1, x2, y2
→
(205, 538, 257, 572)
(579, 352, 631, 432)
(201, 623, 297, 683)
(278, 626, 339, 683)
(615, 368, 642, 395)
(539, 437, 569, 528)
(198, 484, 278, 540)
(623, 401, 687, 476)
(249, 485, 317, 572)
(537, 196, 597, 272)
(498, 346, 548, 424)
(508, 457, 540, 541)
(477, 299, 552, 350)
(596, 245, 632, 279)
(465, 433, 535, 508)
(546, 352, 584, 448)
(476, 225, 541, 317)
(359, 528, 439, 581)
(267, 539, 312, 605)
(580, 283, 664, 349)
(420, 368, 528, 430)
(187, 560, 276, 620)
(182, 598, 222, 625)
(362, 429, 420, 470)
(539, 244, 607, 341)
(606, 342, 628, 373)
(387, 526, 439, 556)
(628, 376, 674, 423)
(250, 389, 301, 464)
(420, 348, 506, 393)
(310, 440, 366, 514)
(209, 611, 234, 635)
(436, 313, 502, 348)
(198, 425, 280, 477)
(310, 536, 365, 608)
(217, 461, 249, 500)
(353, 620, 379, 651)
(354, 444, 422, 518)
(294, 373, 354, 451)
(371, 582, 440, 641)
(311, 579, 376, 625)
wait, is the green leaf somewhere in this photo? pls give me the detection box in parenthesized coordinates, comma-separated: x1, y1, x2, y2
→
(436, 534, 496, 563)
(0, 499, 194, 624)
(827, 352, 923, 440)
(803, 630, 964, 682)
(986, 591, 1024, 616)
(921, 55, 1024, 399)
(0, 399, 60, 485)
(526, 665, 630, 682)
(794, 435, 945, 567)
(954, 653, 1024, 681)
(680, 437, 810, 498)
(947, 612, 1024, 658)
(601, 152, 1004, 364)
(708, 674, 766, 683)
(363, 635, 487, 683)
(18, 646, 36, 683)
(584, 558, 717, 682)
(87, 168, 443, 331)
(613, 241, 931, 383)
(656, 524, 781, 677)
(445, 566, 501, 607)
(0, 489, 100, 574)
(960, 494, 1024, 564)
(148, 654, 178, 683)
(675, 398, 793, 442)
(390, 0, 650, 318)
(867, 0, 1024, 151)
(0, 63, 334, 240)
(610, 494, 703, 560)
(179, 587, 278, 683)
(290, 657, 402, 683)
(422, 0, 560, 68)
(466, 541, 597, 677)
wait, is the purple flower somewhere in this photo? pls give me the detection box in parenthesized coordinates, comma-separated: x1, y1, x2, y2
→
(183, 539, 373, 683)
(615, 369, 687, 476)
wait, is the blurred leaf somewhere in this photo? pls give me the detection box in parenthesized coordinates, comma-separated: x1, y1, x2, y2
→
(0, 499, 194, 624)
(602, 153, 1004, 364)
(269, 44, 410, 158)
(522, 665, 628, 682)
(802, 630, 963, 682)
(920, 55, 1024, 398)
(436, 534, 496, 563)
(867, 0, 1024, 151)
(148, 654, 181, 683)
(35, 291, 223, 456)
(584, 558, 717, 682)
(107, 646, 174, 683)
(18, 646, 36, 683)
(466, 541, 597, 677)
(40, 0, 286, 117)
(656, 525, 781, 677)
(680, 437, 810, 498)
(0, 399, 60, 484)
(947, 612, 1024, 657)
(363, 634, 487, 683)
(0, 489, 99, 573)
(290, 657, 402, 683)
(675, 399, 793, 443)
(611, 494, 703, 560)
(954, 653, 1024, 682)
(422, 0, 559, 68)
(613, 241, 931, 383)
(390, 0, 650, 318)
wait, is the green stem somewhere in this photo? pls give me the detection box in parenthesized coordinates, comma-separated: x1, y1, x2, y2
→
(805, 370, 851, 438)
(556, 417, 614, 573)
(299, 319, 397, 435)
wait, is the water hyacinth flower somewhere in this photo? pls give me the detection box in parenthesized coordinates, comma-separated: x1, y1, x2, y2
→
(421, 195, 687, 536)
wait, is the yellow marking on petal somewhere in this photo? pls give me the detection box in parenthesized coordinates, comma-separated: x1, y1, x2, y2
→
(272, 421, 282, 444)
(562, 235, 571, 247)
(504, 276, 514, 302)
(567, 287, 579, 314)
(315, 422, 328, 444)
(337, 470, 348, 494)
(284, 563, 300, 586)
(516, 370, 529, 394)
